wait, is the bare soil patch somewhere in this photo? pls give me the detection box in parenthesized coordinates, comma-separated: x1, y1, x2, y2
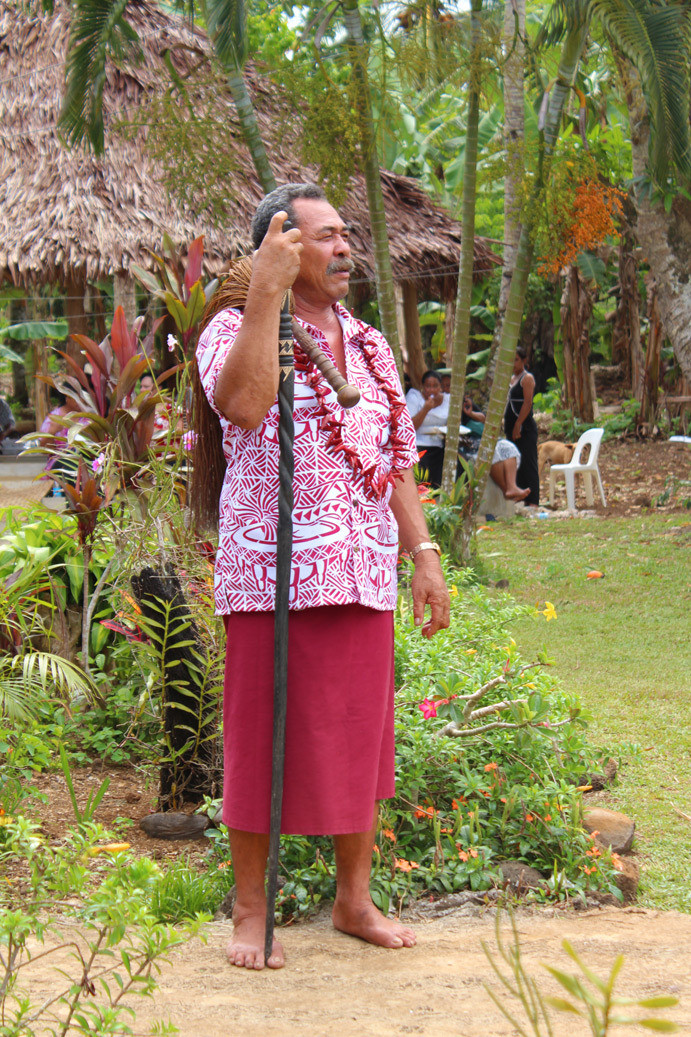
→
(541, 437, 690, 516)
(22, 908, 691, 1036)
(18, 766, 691, 1035)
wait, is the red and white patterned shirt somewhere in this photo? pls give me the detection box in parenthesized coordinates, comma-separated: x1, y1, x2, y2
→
(196, 302, 418, 614)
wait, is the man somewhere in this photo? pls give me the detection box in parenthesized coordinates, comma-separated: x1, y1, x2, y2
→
(196, 183, 449, 970)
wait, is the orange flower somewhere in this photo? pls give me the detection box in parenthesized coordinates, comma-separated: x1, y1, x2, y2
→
(414, 806, 437, 820)
(583, 864, 598, 875)
(395, 858, 419, 872)
(451, 798, 465, 810)
(543, 815, 552, 822)
(382, 828, 397, 842)
(469, 848, 479, 858)
(457, 849, 469, 862)
(586, 846, 601, 858)
(484, 762, 498, 772)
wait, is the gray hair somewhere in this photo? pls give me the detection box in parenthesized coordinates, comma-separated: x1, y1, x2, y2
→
(251, 183, 326, 249)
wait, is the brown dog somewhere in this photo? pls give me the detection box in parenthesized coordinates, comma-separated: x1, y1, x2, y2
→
(538, 440, 576, 477)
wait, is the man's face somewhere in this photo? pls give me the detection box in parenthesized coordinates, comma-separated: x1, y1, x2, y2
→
(291, 198, 353, 305)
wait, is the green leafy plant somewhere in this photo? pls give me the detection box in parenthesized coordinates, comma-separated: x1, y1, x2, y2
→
(483, 910, 679, 1035)
(58, 741, 110, 825)
(0, 816, 204, 1036)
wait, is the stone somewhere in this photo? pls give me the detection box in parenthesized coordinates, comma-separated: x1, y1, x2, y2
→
(612, 855, 640, 903)
(583, 808, 635, 854)
(140, 811, 210, 841)
(498, 860, 546, 891)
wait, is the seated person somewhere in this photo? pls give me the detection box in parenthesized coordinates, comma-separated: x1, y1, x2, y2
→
(462, 395, 530, 502)
(405, 370, 449, 488)
(0, 394, 16, 453)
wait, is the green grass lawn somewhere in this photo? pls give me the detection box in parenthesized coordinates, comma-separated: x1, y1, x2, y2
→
(476, 512, 691, 911)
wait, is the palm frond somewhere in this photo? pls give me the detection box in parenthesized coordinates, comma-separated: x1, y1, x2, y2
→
(205, 0, 247, 69)
(593, 0, 691, 183)
(59, 0, 139, 153)
(535, 0, 592, 49)
(0, 653, 97, 722)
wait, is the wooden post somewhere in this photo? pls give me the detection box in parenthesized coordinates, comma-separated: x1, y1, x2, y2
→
(113, 271, 137, 326)
(401, 281, 426, 389)
(65, 276, 90, 363)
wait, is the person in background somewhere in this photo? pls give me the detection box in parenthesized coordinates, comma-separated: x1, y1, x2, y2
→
(0, 394, 16, 453)
(406, 370, 449, 488)
(462, 395, 529, 501)
(504, 348, 539, 504)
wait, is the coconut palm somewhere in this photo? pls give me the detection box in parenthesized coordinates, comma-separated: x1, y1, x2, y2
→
(341, 0, 403, 376)
(441, 0, 484, 494)
(0, 652, 96, 722)
(60, 0, 277, 192)
(473, 0, 691, 522)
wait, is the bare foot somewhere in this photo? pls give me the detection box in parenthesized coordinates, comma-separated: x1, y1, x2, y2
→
(332, 899, 416, 949)
(505, 486, 530, 501)
(226, 911, 285, 970)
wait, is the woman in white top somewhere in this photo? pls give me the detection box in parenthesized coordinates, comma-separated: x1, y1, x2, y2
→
(406, 370, 449, 488)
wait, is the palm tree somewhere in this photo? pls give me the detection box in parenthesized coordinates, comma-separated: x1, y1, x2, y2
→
(341, 0, 403, 378)
(60, 0, 277, 192)
(485, 0, 526, 386)
(441, 0, 484, 494)
(473, 0, 691, 514)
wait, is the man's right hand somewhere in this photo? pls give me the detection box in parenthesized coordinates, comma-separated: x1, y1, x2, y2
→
(250, 211, 303, 297)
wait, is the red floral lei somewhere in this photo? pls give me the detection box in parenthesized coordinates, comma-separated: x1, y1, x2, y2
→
(293, 325, 410, 499)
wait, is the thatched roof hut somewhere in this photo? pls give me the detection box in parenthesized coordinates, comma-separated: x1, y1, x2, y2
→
(0, 0, 498, 303)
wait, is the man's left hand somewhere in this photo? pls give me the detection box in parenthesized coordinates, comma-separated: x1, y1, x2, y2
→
(411, 555, 450, 638)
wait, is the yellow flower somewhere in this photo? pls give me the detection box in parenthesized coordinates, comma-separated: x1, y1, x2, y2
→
(465, 648, 477, 656)
(541, 601, 557, 621)
(449, 585, 458, 597)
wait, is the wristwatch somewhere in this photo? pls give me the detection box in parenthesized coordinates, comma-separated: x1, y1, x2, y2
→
(409, 541, 441, 562)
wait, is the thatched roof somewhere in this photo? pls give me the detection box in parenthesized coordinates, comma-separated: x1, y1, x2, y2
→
(0, 0, 499, 301)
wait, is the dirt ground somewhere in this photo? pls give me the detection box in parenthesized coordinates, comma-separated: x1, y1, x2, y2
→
(21, 905, 691, 1036)
(9, 437, 691, 1034)
(20, 762, 691, 1037)
(539, 435, 690, 517)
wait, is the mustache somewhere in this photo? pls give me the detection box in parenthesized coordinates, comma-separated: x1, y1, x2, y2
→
(326, 259, 355, 275)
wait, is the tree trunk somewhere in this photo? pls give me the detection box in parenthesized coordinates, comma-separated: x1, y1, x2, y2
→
(441, 0, 482, 497)
(623, 63, 691, 384)
(343, 0, 404, 380)
(225, 69, 277, 194)
(641, 286, 663, 428)
(401, 282, 426, 389)
(560, 265, 594, 422)
(611, 223, 643, 392)
(473, 16, 590, 508)
(486, 0, 526, 385)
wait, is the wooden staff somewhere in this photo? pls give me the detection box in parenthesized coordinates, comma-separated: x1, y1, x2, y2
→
(264, 270, 295, 965)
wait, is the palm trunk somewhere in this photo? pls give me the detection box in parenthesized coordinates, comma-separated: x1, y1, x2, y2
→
(225, 68, 277, 194)
(474, 17, 591, 508)
(611, 222, 643, 392)
(561, 265, 594, 421)
(642, 287, 662, 427)
(342, 0, 404, 380)
(486, 0, 526, 386)
(441, 0, 482, 495)
(623, 64, 691, 384)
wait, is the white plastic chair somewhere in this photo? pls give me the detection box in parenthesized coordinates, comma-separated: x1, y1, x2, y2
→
(549, 428, 606, 512)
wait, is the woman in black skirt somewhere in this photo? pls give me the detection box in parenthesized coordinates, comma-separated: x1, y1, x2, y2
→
(504, 348, 540, 505)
